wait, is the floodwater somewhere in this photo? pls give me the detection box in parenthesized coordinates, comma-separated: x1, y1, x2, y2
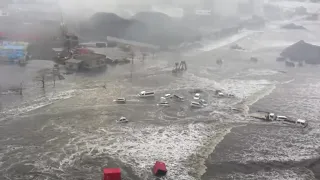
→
(1, 3, 320, 180)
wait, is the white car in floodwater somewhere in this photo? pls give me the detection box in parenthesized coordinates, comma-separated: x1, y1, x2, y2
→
(138, 91, 155, 98)
(173, 94, 184, 101)
(158, 101, 170, 107)
(194, 93, 200, 100)
(113, 97, 126, 103)
(117, 116, 129, 123)
(190, 101, 202, 108)
(199, 99, 208, 106)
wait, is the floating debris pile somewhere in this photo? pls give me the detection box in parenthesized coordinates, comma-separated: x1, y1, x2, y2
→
(172, 61, 187, 73)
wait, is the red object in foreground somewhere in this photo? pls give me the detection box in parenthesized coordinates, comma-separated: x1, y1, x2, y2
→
(153, 161, 167, 176)
(103, 168, 121, 180)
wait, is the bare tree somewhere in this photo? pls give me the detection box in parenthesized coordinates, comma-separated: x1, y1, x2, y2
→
(19, 82, 23, 95)
(52, 64, 60, 87)
(35, 68, 51, 88)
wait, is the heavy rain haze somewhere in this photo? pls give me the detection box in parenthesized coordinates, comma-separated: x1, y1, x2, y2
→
(54, 0, 253, 18)
(1, 0, 320, 180)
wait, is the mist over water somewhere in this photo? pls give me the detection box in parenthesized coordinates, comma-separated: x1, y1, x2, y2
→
(1, 0, 320, 180)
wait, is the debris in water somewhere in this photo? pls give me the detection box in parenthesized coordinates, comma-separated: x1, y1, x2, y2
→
(153, 161, 167, 177)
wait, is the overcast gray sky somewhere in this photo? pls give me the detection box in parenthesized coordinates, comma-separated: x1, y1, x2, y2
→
(56, 0, 251, 16)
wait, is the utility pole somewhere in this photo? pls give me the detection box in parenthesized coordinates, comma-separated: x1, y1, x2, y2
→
(19, 82, 23, 96)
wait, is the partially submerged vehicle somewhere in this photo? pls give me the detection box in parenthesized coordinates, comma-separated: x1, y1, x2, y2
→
(230, 44, 245, 50)
(217, 92, 224, 97)
(158, 101, 170, 107)
(158, 96, 170, 106)
(250, 57, 258, 63)
(138, 91, 155, 98)
(215, 90, 234, 98)
(113, 97, 126, 103)
(190, 101, 202, 108)
(199, 99, 208, 106)
(194, 93, 200, 100)
(173, 94, 184, 101)
(215, 90, 225, 97)
(296, 119, 308, 127)
(255, 111, 308, 128)
(117, 116, 129, 123)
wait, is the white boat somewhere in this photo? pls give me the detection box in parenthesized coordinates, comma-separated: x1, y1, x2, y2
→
(158, 101, 170, 107)
(164, 94, 172, 98)
(173, 94, 184, 101)
(190, 101, 202, 108)
(113, 97, 126, 103)
(199, 99, 208, 106)
(194, 93, 200, 100)
(138, 91, 155, 98)
(116, 116, 129, 123)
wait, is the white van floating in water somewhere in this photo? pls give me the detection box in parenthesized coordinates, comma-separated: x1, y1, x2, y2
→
(138, 91, 155, 98)
(276, 115, 288, 121)
(190, 101, 202, 108)
(296, 119, 308, 128)
(113, 98, 126, 103)
(117, 116, 129, 123)
(194, 93, 200, 100)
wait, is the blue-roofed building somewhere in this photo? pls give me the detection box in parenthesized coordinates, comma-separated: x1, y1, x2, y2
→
(0, 41, 29, 62)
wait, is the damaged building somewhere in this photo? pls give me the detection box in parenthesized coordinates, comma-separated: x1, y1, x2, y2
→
(65, 53, 107, 71)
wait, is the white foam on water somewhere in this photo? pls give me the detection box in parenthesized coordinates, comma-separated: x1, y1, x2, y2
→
(185, 30, 260, 56)
(0, 90, 76, 121)
(255, 40, 297, 49)
(219, 124, 320, 164)
(199, 30, 258, 52)
(48, 123, 229, 180)
(234, 68, 280, 77)
(163, 72, 276, 106)
(221, 168, 315, 180)
(219, 79, 275, 99)
(97, 124, 214, 180)
(196, 127, 234, 178)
